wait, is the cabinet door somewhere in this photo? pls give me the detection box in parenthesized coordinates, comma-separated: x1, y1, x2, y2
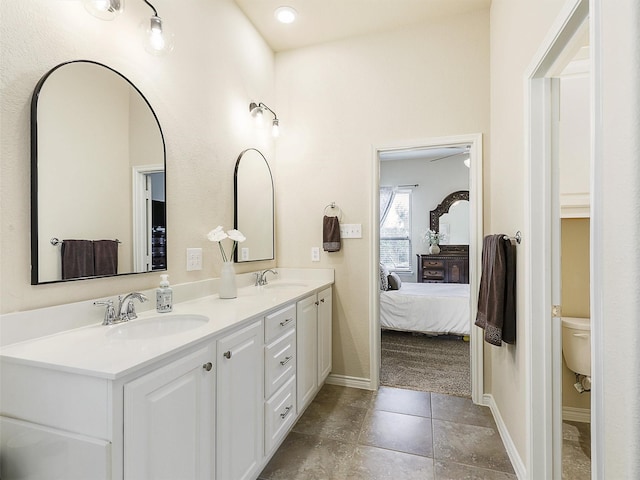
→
(124, 344, 215, 480)
(217, 320, 264, 480)
(317, 287, 332, 384)
(296, 295, 318, 411)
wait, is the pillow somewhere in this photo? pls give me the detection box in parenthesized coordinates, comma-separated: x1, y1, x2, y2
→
(387, 272, 402, 290)
(379, 264, 390, 291)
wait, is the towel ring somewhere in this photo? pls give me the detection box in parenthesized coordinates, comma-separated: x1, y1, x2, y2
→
(324, 202, 343, 221)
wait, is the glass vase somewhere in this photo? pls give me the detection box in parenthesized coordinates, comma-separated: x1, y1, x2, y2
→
(219, 261, 237, 299)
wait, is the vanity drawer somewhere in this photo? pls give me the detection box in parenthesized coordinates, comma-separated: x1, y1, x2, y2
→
(422, 259, 444, 268)
(265, 304, 296, 343)
(424, 270, 445, 279)
(265, 328, 296, 398)
(264, 375, 296, 456)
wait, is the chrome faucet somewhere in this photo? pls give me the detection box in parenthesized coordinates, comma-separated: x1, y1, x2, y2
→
(95, 292, 148, 325)
(255, 269, 278, 286)
(117, 292, 148, 322)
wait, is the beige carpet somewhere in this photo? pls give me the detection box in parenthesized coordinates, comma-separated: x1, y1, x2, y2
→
(380, 330, 471, 398)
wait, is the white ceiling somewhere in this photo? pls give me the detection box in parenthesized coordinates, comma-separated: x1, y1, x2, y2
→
(234, 0, 491, 52)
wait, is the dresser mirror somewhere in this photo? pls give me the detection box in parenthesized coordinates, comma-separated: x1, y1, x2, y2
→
(429, 190, 470, 248)
(31, 60, 166, 284)
(234, 148, 274, 262)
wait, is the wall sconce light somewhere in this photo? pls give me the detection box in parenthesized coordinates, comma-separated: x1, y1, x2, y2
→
(250, 102, 280, 137)
(83, 0, 174, 55)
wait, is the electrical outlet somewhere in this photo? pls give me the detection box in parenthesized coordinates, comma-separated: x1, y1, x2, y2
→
(311, 247, 320, 262)
(186, 248, 202, 271)
(241, 247, 250, 261)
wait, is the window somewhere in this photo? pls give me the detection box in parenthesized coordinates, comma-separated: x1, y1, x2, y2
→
(380, 189, 411, 272)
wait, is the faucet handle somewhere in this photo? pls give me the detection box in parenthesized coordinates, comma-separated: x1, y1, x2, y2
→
(254, 272, 261, 286)
(126, 300, 138, 320)
(94, 300, 117, 325)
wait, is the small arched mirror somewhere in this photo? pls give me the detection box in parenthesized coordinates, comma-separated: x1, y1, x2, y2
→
(234, 148, 274, 262)
(31, 60, 166, 284)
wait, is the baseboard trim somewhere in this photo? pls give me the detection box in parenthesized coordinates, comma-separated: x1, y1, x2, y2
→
(483, 394, 526, 480)
(562, 406, 591, 423)
(325, 373, 375, 391)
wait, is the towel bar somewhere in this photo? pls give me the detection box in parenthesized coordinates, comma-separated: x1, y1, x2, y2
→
(503, 231, 522, 244)
(50, 237, 122, 246)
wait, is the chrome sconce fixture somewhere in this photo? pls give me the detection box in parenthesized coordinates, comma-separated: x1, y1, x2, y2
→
(250, 102, 280, 137)
(83, 0, 174, 54)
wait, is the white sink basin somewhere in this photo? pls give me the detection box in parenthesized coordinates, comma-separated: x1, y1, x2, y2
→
(106, 314, 209, 340)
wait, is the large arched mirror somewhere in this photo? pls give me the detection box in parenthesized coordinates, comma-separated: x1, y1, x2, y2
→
(430, 190, 469, 246)
(234, 148, 274, 262)
(31, 60, 166, 284)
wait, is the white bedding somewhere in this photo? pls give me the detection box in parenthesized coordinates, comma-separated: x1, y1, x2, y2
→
(380, 282, 471, 335)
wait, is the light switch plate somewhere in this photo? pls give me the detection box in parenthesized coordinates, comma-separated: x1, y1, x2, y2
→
(241, 247, 250, 261)
(340, 223, 362, 238)
(186, 248, 202, 271)
(311, 247, 320, 262)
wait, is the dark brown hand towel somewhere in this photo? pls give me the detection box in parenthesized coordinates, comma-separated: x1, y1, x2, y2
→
(93, 240, 119, 276)
(323, 215, 341, 252)
(61, 239, 95, 280)
(475, 234, 517, 346)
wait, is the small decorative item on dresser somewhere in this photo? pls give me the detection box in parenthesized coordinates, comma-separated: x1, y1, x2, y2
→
(207, 226, 246, 299)
(424, 229, 443, 254)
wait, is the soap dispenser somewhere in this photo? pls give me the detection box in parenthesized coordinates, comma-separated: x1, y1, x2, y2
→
(156, 274, 173, 313)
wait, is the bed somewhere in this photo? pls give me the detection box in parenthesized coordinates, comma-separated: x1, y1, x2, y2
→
(380, 282, 471, 336)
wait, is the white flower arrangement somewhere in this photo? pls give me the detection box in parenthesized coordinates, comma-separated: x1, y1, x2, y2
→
(424, 229, 445, 246)
(207, 226, 246, 262)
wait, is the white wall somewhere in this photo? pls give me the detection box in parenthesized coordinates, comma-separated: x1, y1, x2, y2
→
(275, 9, 489, 380)
(380, 157, 469, 282)
(0, 0, 276, 313)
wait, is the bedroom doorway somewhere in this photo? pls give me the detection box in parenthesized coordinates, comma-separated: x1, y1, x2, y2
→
(370, 134, 484, 403)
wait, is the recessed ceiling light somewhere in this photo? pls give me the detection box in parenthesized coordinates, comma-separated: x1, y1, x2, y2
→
(274, 6, 297, 24)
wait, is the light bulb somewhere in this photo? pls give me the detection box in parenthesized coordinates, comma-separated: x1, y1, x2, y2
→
(143, 15, 174, 55)
(272, 119, 280, 137)
(83, 0, 123, 20)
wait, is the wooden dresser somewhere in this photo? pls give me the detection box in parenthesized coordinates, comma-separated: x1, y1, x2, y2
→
(417, 249, 469, 284)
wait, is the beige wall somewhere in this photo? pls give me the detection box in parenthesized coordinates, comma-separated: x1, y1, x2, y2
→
(274, 9, 490, 380)
(488, 0, 566, 466)
(0, 0, 276, 313)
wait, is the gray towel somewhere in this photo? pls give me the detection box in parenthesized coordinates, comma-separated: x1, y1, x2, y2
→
(323, 215, 341, 252)
(93, 240, 118, 276)
(475, 234, 516, 346)
(61, 240, 95, 279)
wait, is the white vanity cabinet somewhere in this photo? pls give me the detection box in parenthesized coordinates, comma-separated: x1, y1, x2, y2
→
(263, 305, 297, 456)
(216, 319, 264, 480)
(296, 286, 332, 412)
(123, 344, 215, 480)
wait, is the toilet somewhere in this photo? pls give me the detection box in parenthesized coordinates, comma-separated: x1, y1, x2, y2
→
(561, 317, 591, 390)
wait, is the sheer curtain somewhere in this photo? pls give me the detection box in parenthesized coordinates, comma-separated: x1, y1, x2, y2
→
(379, 186, 395, 226)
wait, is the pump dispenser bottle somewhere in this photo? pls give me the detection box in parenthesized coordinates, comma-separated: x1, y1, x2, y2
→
(156, 274, 173, 313)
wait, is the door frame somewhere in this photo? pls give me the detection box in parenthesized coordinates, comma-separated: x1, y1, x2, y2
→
(524, 0, 599, 477)
(370, 133, 484, 403)
(132, 164, 164, 272)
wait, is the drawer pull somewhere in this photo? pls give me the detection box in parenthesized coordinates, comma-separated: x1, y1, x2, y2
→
(223, 351, 232, 359)
(280, 355, 293, 366)
(279, 318, 293, 327)
(202, 362, 213, 372)
(280, 405, 293, 419)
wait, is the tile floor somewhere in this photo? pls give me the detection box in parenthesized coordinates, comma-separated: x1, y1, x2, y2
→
(563, 421, 591, 479)
(259, 384, 516, 480)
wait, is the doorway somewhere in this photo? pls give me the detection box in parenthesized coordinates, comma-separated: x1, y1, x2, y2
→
(370, 133, 484, 403)
(525, 0, 594, 477)
(133, 165, 166, 272)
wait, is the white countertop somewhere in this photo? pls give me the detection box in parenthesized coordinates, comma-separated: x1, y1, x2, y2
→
(0, 273, 333, 380)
